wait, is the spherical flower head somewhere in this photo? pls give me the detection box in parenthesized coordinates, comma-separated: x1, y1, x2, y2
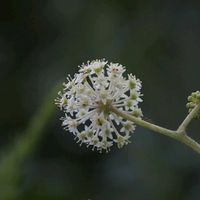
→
(186, 91, 200, 119)
(55, 59, 143, 152)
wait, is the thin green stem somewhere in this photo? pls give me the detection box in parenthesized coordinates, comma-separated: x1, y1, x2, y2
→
(177, 104, 200, 133)
(110, 106, 178, 139)
(110, 105, 200, 155)
(177, 134, 200, 154)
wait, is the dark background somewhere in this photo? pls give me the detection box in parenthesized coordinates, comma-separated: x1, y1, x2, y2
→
(0, 0, 200, 199)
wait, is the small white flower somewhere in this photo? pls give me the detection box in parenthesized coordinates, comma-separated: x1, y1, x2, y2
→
(55, 59, 143, 152)
(114, 134, 131, 149)
(55, 91, 68, 110)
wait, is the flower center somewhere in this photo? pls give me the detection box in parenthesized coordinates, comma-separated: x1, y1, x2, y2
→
(96, 100, 112, 115)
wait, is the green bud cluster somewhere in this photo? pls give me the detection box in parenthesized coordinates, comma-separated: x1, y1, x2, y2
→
(186, 91, 200, 119)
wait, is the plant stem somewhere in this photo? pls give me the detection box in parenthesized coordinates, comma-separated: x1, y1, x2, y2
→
(177, 104, 200, 133)
(110, 105, 200, 155)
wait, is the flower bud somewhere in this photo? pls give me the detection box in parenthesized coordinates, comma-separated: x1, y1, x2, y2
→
(187, 91, 200, 119)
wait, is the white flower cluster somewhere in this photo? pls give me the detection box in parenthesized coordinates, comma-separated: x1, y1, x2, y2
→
(55, 59, 143, 152)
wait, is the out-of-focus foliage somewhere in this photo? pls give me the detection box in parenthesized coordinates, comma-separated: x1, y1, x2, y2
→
(0, 0, 200, 200)
(0, 86, 57, 200)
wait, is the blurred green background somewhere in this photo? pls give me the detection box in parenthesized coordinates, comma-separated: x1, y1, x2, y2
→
(0, 0, 200, 200)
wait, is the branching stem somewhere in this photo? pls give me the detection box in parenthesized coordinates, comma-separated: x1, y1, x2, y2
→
(110, 104, 200, 155)
(177, 104, 200, 133)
